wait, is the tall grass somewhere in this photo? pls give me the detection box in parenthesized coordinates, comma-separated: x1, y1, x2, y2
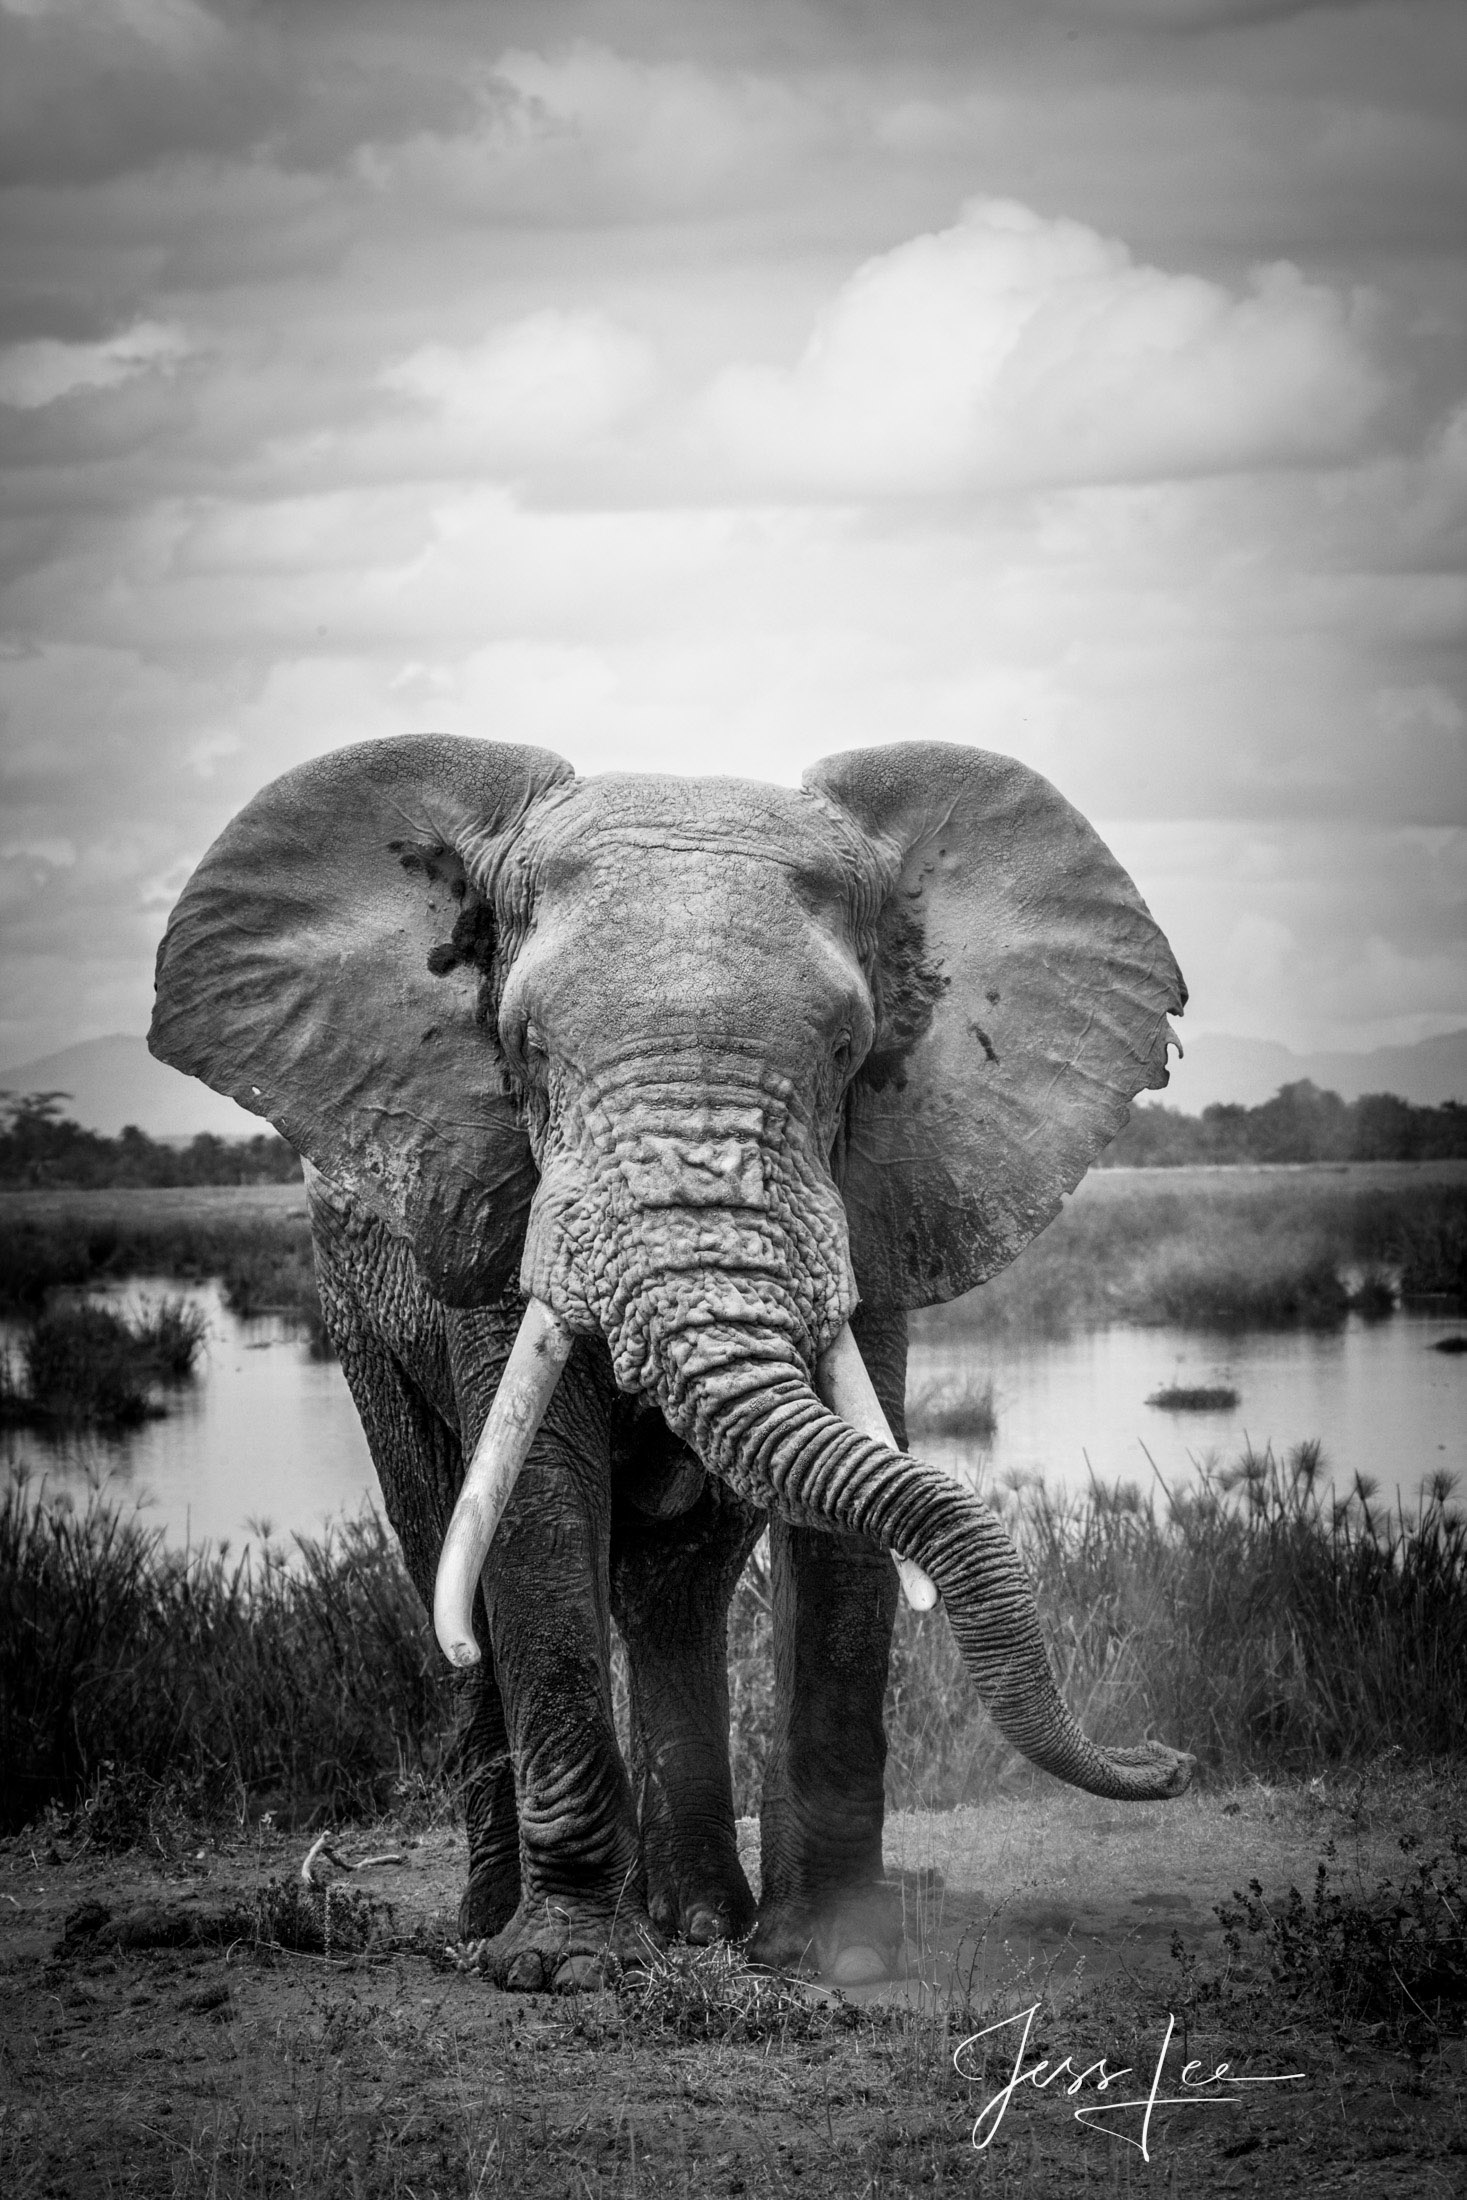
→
(0, 1206, 320, 1324)
(877, 1446, 1467, 1807)
(4, 1443, 1462, 1838)
(0, 1483, 456, 1835)
(0, 1296, 209, 1429)
(917, 1173, 1467, 1337)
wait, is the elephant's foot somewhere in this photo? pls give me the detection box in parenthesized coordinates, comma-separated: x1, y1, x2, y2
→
(456, 1896, 663, 1993)
(746, 1881, 911, 1987)
(646, 1853, 756, 1948)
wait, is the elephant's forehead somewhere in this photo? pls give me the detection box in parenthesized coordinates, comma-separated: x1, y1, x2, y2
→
(528, 772, 868, 881)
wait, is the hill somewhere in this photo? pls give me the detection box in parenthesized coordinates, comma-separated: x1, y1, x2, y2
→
(0, 1035, 261, 1141)
(1161, 1029, 1466, 1113)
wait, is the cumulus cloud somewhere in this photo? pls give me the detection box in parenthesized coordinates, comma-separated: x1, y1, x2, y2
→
(0, 319, 190, 409)
(701, 199, 1385, 493)
(381, 309, 657, 462)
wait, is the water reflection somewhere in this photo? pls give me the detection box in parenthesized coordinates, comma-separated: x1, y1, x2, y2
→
(2, 1280, 374, 1548)
(3, 1281, 1461, 1547)
(908, 1313, 1464, 1511)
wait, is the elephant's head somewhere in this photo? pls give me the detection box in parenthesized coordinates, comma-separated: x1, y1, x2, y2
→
(150, 735, 1192, 1801)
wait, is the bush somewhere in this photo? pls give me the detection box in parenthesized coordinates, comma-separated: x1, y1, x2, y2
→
(1, 1296, 209, 1429)
(17, 1306, 158, 1428)
(1211, 1834, 1467, 2048)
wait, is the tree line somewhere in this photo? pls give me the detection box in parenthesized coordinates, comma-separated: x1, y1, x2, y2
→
(0, 1092, 301, 1188)
(3, 1079, 1464, 1189)
(1100, 1080, 1467, 1168)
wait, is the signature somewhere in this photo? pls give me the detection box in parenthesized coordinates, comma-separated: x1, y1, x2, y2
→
(954, 2003, 1304, 2160)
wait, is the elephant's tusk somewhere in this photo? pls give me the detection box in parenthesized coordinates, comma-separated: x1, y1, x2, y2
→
(433, 1297, 575, 1669)
(815, 1325, 941, 1612)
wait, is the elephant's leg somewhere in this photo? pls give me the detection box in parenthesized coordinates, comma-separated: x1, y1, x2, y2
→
(316, 1250, 520, 1939)
(747, 1306, 906, 1984)
(449, 1320, 655, 1991)
(610, 1427, 763, 1946)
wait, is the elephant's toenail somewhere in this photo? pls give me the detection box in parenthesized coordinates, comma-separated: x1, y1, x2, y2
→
(828, 1944, 890, 1987)
(505, 1950, 546, 1992)
(554, 1954, 602, 1993)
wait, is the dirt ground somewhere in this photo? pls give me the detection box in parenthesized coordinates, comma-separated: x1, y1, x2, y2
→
(2, 1769, 1463, 2197)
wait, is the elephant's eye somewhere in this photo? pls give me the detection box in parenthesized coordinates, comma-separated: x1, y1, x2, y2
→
(832, 1031, 854, 1077)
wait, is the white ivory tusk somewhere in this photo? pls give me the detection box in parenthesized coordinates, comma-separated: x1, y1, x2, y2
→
(815, 1324, 941, 1612)
(433, 1297, 575, 1669)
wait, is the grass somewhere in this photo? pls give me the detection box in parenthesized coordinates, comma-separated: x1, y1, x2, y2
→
(0, 1296, 209, 1429)
(903, 1373, 998, 1441)
(916, 1165, 1467, 1338)
(6, 1441, 1463, 1844)
(1145, 1382, 1241, 1411)
(3, 1170, 1464, 1355)
(0, 1486, 458, 1837)
(0, 1189, 320, 1327)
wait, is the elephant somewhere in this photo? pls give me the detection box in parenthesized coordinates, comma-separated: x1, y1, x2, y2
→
(149, 734, 1193, 1990)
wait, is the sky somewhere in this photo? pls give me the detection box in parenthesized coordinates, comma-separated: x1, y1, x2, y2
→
(0, 0, 1463, 1073)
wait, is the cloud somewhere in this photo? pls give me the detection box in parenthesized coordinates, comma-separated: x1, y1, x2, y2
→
(0, 319, 190, 409)
(701, 198, 1385, 493)
(381, 309, 657, 464)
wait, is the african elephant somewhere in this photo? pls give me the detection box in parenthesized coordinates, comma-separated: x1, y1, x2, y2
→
(149, 735, 1192, 1989)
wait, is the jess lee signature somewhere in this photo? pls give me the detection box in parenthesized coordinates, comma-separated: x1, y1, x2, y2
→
(954, 2003, 1304, 2160)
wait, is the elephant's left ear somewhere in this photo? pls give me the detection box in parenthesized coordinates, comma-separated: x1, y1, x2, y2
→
(806, 742, 1185, 1309)
(150, 734, 574, 1305)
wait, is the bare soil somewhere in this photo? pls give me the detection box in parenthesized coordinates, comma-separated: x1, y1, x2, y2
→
(3, 1772, 1463, 2196)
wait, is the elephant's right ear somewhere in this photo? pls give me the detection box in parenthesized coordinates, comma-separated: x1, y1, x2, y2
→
(808, 742, 1184, 1310)
(149, 734, 574, 1304)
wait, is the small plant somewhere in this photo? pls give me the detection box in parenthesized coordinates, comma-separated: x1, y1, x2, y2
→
(905, 1373, 997, 1441)
(1145, 1382, 1240, 1411)
(615, 1940, 854, 2042)
(132, 1293, 210, 1378)
(1346, 1263, 1397, 1318)
(1214, 1834, 1467, 2049)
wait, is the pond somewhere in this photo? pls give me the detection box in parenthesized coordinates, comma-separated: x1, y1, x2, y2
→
(3, 1278, 1462, 1547)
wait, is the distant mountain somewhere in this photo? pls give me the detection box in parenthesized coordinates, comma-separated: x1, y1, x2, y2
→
(1160, 1029, 1467, 1115)
(0, 1034, 263, 1141)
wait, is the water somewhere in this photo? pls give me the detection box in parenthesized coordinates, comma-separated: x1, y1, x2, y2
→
(3, 1280, 1462, 1546)
(2, 1281, 374, 1549)
(907, 1314, 1464, 1510)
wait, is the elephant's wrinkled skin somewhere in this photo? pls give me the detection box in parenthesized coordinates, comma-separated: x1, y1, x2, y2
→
(150, 738, 1193, 1989)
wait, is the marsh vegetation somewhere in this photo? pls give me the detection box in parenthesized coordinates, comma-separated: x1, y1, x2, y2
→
(0, 1298, 208, 1431)
(5, 1436, 1461, 1844)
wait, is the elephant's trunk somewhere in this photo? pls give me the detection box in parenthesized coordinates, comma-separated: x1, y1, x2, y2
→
(662, 1318, 1193, 1804)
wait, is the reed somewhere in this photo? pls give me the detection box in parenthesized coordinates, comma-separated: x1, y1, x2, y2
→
(885, 1444, 1467, 1804)
(5, 1440, 1462, 1839)
(0, 1484, 456, 1836)
(916, 1172, 1467, 1338)
(0, 1295, 209, 1429)
(0, 1204, 320, 1323)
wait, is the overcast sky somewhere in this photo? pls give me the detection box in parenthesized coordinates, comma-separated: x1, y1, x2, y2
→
(1, 0, 1463, 1072)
